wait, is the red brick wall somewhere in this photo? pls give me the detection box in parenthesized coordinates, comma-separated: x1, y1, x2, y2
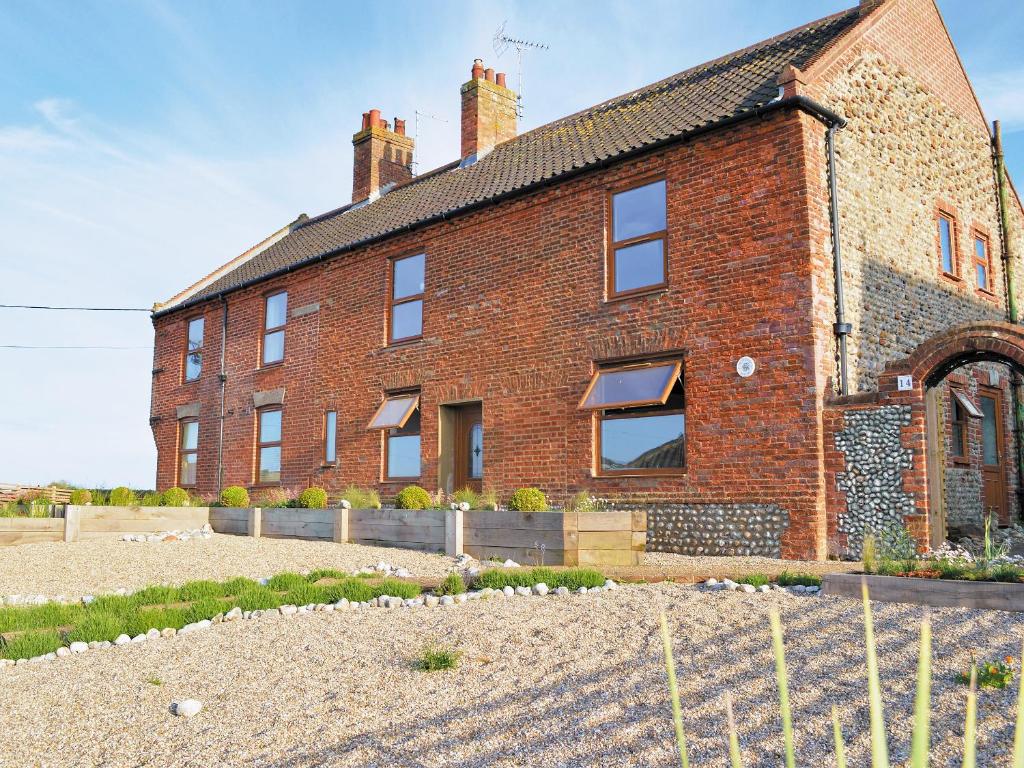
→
(152, 109, 830, 558)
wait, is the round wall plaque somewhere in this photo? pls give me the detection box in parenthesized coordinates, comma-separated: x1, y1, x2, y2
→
(736, 356, 756, 378)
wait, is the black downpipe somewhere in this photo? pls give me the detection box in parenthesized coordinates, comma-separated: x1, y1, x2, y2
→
(217, 297, 228, 494)
(826, 123, 851, 396)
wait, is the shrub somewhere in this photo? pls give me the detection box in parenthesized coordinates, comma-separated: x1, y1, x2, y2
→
(177, 580, 226, 601)
(565, 491, 603, 513)
(108, 486, 138, 506)
(776, 571, 822, 588)
(183, 598, 230, 625)
(394, 485, 432, 510)
(220, 486, 250, 508)
(436, 573, 466, 596)
(89, 489, 108, 506)
(252, 487, 290, 508)
(160, 487, 190, 507)
(140, 492, 162, 507)
(957, 656, 1016, 689)
(68, 489, 92, 505)
(480, 488, 499, 510)
(296, 486, 328, 509)
(341, 485, 381, 509)
(0, 630, 63, 661)
(989, 563, 1024, 583)
(416, 644, 461, 672)
(267, 572, 307, 592)
(507, 487, 547, 512)
(735, 573, 770, 588)
(451, 487, 479, 509)
(473, 567, 604, 591)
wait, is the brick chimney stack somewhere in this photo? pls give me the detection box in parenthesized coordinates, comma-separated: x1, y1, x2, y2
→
(460, 58, 517, 158)
(352, 108, 414, 202)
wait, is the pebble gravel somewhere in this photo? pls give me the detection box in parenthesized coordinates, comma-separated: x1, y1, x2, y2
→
(1, 583, 1021, 766)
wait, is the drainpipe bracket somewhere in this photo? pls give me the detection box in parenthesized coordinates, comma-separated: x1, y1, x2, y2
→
(833, 322, 852, 336)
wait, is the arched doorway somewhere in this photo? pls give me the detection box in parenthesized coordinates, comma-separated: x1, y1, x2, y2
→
(880, 321, 1024, 549)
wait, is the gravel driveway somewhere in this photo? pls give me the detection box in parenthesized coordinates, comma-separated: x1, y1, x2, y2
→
(0, 535, 456, 598)
(0, 584, 1020, 767)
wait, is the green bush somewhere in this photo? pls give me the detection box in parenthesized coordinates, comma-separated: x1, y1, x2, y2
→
(296, 486, 328, 509)
(735, 573, 770, 588)
(220, 486, 250, 508)
(394, 485, 432, 510)
(140, 492, 162, 507)
(436, 573, 467, 596)
(776, 571, 822, 588)
(160, 487, 190, 507)
(473, 567, 604, 591)
(451, 488, 480, 509)
(0, 630, 63, 661)
(68, 489, 92, 505)
(109, 486, 138, 506)
(341, 484, 381, 509)
(416, 644, 461, 672)
(507, 487, 548, 512)
(989, 563, 1024, 583)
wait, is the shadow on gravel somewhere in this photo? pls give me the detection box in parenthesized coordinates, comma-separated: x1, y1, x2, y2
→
(270, 593, 1024, 768)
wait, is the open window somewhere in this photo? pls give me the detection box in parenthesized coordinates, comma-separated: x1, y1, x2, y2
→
(367, 394, 421, 479)
(579, 361, 685, 475)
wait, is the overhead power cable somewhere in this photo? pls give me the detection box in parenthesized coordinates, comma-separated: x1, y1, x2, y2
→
(0, 304, 151, 312)
(0, 344, 151, 350)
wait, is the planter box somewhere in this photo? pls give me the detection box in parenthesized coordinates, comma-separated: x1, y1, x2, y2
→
(822, 572, 1024, 612)
(0, 517, 64, 546)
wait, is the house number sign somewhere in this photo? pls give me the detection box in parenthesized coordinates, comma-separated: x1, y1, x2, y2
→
(897, 375, 913, 391)
(736, 356, 756, 378)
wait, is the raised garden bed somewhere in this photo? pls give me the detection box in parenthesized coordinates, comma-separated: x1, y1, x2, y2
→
(821, 572, 1024, 612)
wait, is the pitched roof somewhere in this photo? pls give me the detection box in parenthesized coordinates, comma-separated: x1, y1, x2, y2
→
(162, 5, 861, 313)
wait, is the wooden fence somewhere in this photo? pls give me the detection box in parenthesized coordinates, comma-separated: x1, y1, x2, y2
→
(0, 484, 73, 504)
(1, 505, 645, 565)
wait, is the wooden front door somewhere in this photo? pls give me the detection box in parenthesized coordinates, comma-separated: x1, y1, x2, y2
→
(452, 403, 483, 492)
(979, 386, 1008, 524)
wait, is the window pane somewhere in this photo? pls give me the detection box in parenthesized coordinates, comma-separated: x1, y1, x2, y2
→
(391, 299, 423, 340)
(975, 238, 988, 288)
(980, 396, 998, 465)
(187, 317, 204, 349)
(613, 239, 665, 293)
(179, 453, 197, 486)
(951, 422, 965, 458)
(368, 396, 419, 429)
(387, 434, 421, 477)
(263, 329, 285, 364)
(325, 411, 337, 463)
(180, 420, 199, 450)
(393, 254, 425, 300)
(185, 351, 202, 381)
(259, 409, 282, 443)
(259, 446, 281, 483)
(613, 180, 666, 242)
(976, 262, 988, 290)
(265, 292, 287, 329)
(601, 413, 685, 471)
(583, 363, 678, 409)
(939, 217, 953, 273)
(469, 422, 483, 479)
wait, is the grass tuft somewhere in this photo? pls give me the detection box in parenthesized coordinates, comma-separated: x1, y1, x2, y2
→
(0, 630, 63, 660)
(776, 571, 822, 588)
(177, 580, 226, 601)
(436, 573, 467, 596)
(472, 567, 604, 591)
(416, 644, 461, 672)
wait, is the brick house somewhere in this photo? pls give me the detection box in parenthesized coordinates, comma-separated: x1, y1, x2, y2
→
(151, 0, 1024, 560)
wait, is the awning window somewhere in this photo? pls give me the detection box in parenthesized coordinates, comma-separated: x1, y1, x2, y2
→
(367, 395, 420, 430)
(953, 390, 983, 419)
(578, 361, 681, 410)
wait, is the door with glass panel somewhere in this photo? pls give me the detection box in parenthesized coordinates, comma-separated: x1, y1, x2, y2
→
(453, 403, 483, 493)
(978, 386, 1008, 525)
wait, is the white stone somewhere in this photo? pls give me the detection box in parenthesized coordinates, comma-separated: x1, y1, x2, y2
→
(131, 634, 146, 643)
(323, 603, 335, 612)
(740, 584, 756, 594)
(759, 585, 771, 593)
(395, 568, 411, 578)
(279, 605, 298, 615)
(458, 501, 470, 512)
(439, 595, 455, 606)
(480, 587, 494, 597)
(554, 586, 569, 596)
(88, 641, 100, 649)
(791, 585, 807, 594)
(258, 577, 269, 586)
(533, 583, 549, 596)
(424, 595, 440, 608)
(146, 628, 161, 640)
(225, 607, 242, 621)
(515, 586, 531, 597)
(705, 578, 719, 587)
(376, 561, 391, 572)
(114, 634, 131, 646)
(806, 586, 820, 594)
(81, 595, 95, 605)
(577, 587, 588, 594)
(502, 586, 515, 597)
(56, 646, 71, 657)
(502, 559, 520, 568)
(69, 642, 88, 654)
(161, 628, 176, 638)
(454, 593, 468, 604)
(603, 579, 617, 590)
(98, 641, 111, 649)
(339, 499, 351, 509)
(173, 699, 203, 718)
(45, 653, 57, 661)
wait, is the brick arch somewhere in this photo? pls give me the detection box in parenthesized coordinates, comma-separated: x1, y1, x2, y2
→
(881, 321, 1024, 392)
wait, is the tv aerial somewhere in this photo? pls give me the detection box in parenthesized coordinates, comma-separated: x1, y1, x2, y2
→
(412, 110, 448, 175)
(492, 21, 549, 118)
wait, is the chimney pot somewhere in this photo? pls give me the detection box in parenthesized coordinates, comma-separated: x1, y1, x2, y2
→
(362, 111, 371, 130)
(485, 67, 495, 82)
(496, 72, 506, 88)
(471, 58, 484, 79)
(394, 118, 406, 136)
(368, 108, 381, 128)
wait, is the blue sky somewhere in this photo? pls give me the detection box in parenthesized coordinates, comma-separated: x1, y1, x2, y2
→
(2, 0, 1023, 488)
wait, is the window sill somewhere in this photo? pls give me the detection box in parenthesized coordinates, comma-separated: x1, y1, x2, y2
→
(385, 336, 424, 350)
(951, 457, 970, 467)
(258, 361, 285, 371)
(320, 462, 338, 469)
(976, 287, 999, 302)
(381, 477, 421, 483)
(592, 469, 686, 479)
(182, 378, 200, 385)
(604, 285, 668, 304)
(940, 272, 963, 285)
